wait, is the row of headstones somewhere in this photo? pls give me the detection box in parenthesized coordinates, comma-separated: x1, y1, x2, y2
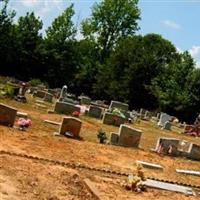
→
(153, 137, 200, 161)
(54, 100, 130, 126)
(0, 103, 199, 161)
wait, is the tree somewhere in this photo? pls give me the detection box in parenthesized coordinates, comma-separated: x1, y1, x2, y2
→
(0, 0, 16, 75)
(45, 4, 76, 45)
(94, 34, 179, 109)
(14, 12, 43, 80)
(81, 0, 140, 58)
(44, 4, 78, 88)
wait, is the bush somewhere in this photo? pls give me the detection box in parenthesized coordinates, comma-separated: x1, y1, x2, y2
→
(29, 79, 43, 87)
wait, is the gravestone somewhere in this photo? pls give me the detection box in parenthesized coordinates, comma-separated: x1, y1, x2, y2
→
(177, 140, 191, 156)
(139, 108, 146, 119)
(110, 132, 119, 145)
(163, 121, 172, 130)
(157, 113, 172, 127)
(155, 137, 180, 156)
(109, 101, 129, 112)
(43, 93, 53, 103)
(118, 125, 142, 148)
(80, 96, 91, 105)
(33, 90, 46, 98)
(187, 143, 200, 161)
(59, 117, 82, 138)
(144, 110, 151, 120)
(88, 105, 103, 119)
(54, 101, 80, 115)
(0, 103, 17, 127)
(102, 112, 126, 126)
(59, 85, 68, 102)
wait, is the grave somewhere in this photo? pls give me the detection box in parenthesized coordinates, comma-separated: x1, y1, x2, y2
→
(110, 132, 119, 145)
(43, 93, 53, 103)
(0, 103, 17, 127)
(88, 105, 103, 119)
(163, 121, 172, 130)
(33, 90, 46, 98)
(109, 101, 129, 112)
(176, 169, 200, 176)
(59, 85, 68, 102)
(59, 117, 82, 138)
(80, 96, 91, 105)
(102, 112, 126, 126)
(144, 110, 151, 120)
(187, 143, 200, 161)
(136, 160, 163, 170)
(154, 137, 180, 156)
(118, 125, 142, 148)
(54, 101, 80, 115)
(157, 113, 172, 127)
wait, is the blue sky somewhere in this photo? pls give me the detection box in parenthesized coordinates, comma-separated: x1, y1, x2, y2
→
(6, 0, 200, 66)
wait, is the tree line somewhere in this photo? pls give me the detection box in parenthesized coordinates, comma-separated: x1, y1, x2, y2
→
(0, 0, 199, 122)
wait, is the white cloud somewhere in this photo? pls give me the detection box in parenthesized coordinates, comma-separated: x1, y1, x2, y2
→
(20, 0, 39, 7)
(189, 45, 200, 68)
(162, 20, 181, 30)
(189, 45, 200, 57)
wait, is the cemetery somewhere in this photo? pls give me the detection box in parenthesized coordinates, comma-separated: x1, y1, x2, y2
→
(0, 84, 200, 200)
(0, 0, 200, 198)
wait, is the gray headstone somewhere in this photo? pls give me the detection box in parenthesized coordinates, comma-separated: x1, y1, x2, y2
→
(110, 132, 119, 145)
(33, 90, 46, 98)
(0, 103, 17, 127)
(163, 121, 172, 130)
(43, 93, 53, 103)
(54, 101, 80, 115)
(59, 117, 82, 138)
(109, 101, 129, 112)
(80, 96, 91, 105)
(158, 113, 172, 127)
(88, 105, 103, 118)
(118, 125, 142, 148)
(187, 143, 200, 161)
(59, 85, 68, 101)
(155, 137, 180, 156)
(102, 112, 126, 126)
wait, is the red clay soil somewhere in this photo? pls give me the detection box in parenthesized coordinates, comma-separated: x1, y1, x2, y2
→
(0, 97, 200, 199)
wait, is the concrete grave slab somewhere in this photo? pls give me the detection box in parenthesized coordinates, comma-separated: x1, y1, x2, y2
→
(136, 160, 163, 170)
(144, 179, 195, 196)
(118, 125, 142, 148)
(16, 111, 28, 118)
(44, 120, 61, 126)
(54, 101, 81, 115)
(176, 169, 200, 176)
(59, 117, 82, 138)
(0, 103, 17, 127)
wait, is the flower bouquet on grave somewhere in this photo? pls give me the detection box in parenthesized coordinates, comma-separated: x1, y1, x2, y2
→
(72, 111, 80, 118)
(17, 118, 32, 131)
(97, 128, 107, 144)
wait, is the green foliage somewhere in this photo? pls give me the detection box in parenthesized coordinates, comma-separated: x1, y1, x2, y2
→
(46, 4, 76, 44)
(82, 0, 140, 57)
(3, 84, 14, 97)
(97, 129, 107, 144)
(29, 78, 43, 87)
